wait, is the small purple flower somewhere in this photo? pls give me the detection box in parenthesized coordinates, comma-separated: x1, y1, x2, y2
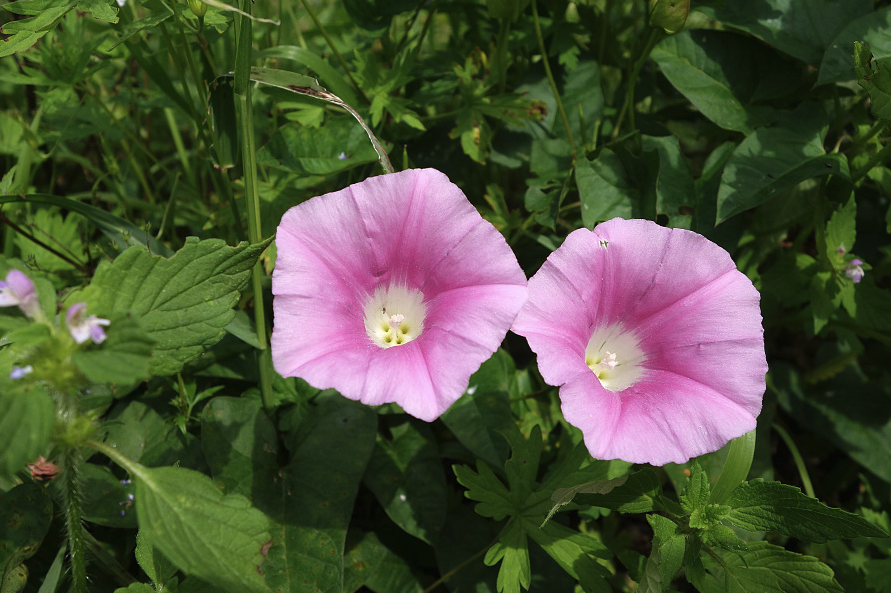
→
(271, 169, 527, 421)
(0, 270, 42, 320)
(10, 365, 33, 380)
(845, 259, 865, 283)
(512, 219, 767, 466)
(66, 303, 111, 344)
(338, 151, 347, 160)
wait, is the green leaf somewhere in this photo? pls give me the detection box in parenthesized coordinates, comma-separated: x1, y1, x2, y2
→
(577, 148, 638, 227)
(854, 42, 891, 120)
(440, 349, 514, 469)
(695, 0, 871, 66)
(641, 135, 695, 229)
(716, 103, 849, 223)
(254, 46, 358, 107)
(824, 194, 857, 256)
(639, 515, 684, 593)
(818, 6, 891, 85)
(679, 461, 710, 514)
(522, 518, 612, 592)
(0, 0, 77, 58)
(0, 389, 53, 476)
(563, 60, 604, 148)
(649, 0, 689, 33)
(80, 463, 137, 528)
(82, 237, 271, 376)
(133, 464, 270, 593)
(0, 483, 53, 582)
(0, 193, 172, 257)
(76, 0, 118, 23)
(500, 424, 542, 504)
(262, 396, 376, 593)
(257, 116, 378, 175)
(651, 30, 780, 133)
(483, 520, 530, 593)
(726, 479, 888, 542)
(698, 541, 843, 593)
(343, 531, 424, 593)
(114, 584, 156, 593)
(575, 469, 663, 513)
(453, 460, 515, 521)
(135, 530, 179, 588)
(363, 419, 447, 544)
(71, 313, 154, 385)
(200, 397, 279, 498)
(772, 363, 891, 483)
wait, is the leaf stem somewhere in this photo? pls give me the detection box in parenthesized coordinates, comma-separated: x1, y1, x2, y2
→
(234, 0, 276, 415)
(531, 0, 575, 153)
(298, 0, 370, 104)
(772, 423, 815, 498)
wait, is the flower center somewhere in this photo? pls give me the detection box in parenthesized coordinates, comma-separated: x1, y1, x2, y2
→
(364, 284, 426, 348)
(584, 324, 646, 392)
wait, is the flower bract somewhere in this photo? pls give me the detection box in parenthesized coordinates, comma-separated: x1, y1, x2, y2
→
(512, 218, 767, 465)
(66, 302, 111, 344)
(271, 168, 527, 421)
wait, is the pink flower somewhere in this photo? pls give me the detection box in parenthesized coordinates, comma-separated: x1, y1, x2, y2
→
(271, 169, 527, 421)
(0, 269, 42, 320)
(512, 218, 766, 465)
(845, 259, 865, 283)
(66, 303, 111, 344)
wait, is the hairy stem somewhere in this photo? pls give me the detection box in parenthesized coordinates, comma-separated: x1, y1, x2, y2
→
(59, 446, 88, 593)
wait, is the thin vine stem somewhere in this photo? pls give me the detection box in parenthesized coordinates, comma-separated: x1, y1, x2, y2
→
(531, 0, 575, 153)
(421, 518, 515, 593)
(773, 423, 816, 498)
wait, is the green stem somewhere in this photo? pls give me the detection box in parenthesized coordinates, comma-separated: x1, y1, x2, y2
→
(773, 423, 815, 498)
(495, 17, 511, 94)
(532, 0, 575, 152)
(234, 0, 275, 415)
(60, 446, 88, 593)
(622, 27, 662, 149)
(298, 0, 370, 104)
(421, 518, 514, 593)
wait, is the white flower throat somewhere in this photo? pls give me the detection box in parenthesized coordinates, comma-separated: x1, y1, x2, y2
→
(584, 324, 646, 392)
(364, 284, 426, 348)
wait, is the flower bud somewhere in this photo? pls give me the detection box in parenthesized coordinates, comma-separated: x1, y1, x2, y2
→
(187, 0, 207, 18)
(648, 0, 690, 34)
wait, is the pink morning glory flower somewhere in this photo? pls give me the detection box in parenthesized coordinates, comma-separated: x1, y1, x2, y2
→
(271, 169, 527, 421)
(66, 303, 111, 344)
(0, 269, 42, 320)
(512, 218, 767, 466)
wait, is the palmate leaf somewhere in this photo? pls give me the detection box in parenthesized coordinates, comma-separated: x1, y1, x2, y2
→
(82, 237, 271, 376)
(726, 479, 888, 543)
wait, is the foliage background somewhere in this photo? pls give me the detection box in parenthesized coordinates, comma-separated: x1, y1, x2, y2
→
(1, 0, 891, 591)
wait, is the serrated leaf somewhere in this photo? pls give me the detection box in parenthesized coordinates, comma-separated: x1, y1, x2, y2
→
(0, 0, 77, 57)
(640, 515, 684, 593)
(679, 461, 710, 514)
(700, 541, 843, 593)
(855, 42, 891, 120)
(716, 103, 850, 223)
(689, 503, 731, 530)
(575, 469, 663, 513)
(825, 194, 857, 256)
(483, 520, 530, 593)
(133, 465, 270, 593)
(83, 237, 271, 376)
(726, 479, 888, 542)
(0, 388, 53, 476)
(135, 530, 178, 588)
(76, 0, 118, 22)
